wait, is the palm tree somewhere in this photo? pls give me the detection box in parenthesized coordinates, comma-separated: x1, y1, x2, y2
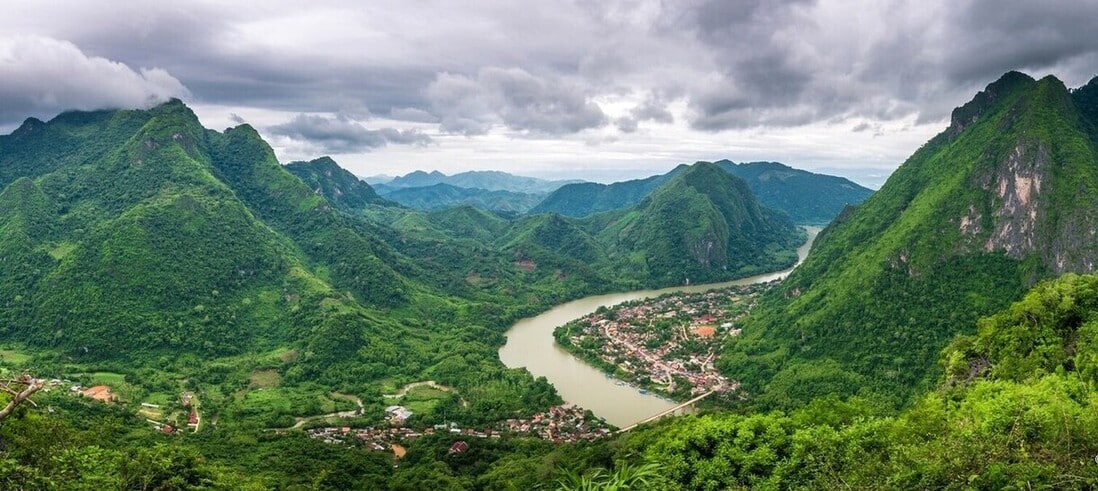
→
(556, 460, 664, 490)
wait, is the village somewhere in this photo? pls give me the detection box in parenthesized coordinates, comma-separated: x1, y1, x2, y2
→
(29, 377, 203, 435)
(556, 281, 778, 400)
(305, 403, 612, 455)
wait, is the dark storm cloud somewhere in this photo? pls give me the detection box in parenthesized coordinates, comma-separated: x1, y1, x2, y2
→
(3, 0, 1097, 138)
(943, 0, 1098, 86)
(678, 0, 1098, 130)
(268, 113, 432, 153)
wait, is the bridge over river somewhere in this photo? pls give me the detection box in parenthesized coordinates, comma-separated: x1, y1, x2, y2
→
(615, 391, 715, 433)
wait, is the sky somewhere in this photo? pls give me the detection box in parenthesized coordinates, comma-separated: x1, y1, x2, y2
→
(2, 1, 1097, 188)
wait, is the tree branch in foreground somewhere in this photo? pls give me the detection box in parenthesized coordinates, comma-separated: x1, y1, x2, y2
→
(0, 374, 43, 422)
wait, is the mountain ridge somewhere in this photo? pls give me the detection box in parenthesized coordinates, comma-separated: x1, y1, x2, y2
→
(384, 169, 583, 194)
(531, 160, 871, 222)
(722, 71, 1098, 406)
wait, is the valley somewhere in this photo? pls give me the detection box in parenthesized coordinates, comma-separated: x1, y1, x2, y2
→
(500, 227, 819, 427)
(1, 67, 1097, 489)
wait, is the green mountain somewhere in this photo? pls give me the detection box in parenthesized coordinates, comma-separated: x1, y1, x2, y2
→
(722, 71, 1098, 406)
(594, 162, 804, 286)
(528, 166, 684, 217)
(0, 100, 417, 378)
(385, 169, 583, 194)
(284, 156, 393, 211)
(382, 182, 544, 213)
(715, 160, 873, 222)
(531, 160, 871, 222)
(0, 100, 815, 487)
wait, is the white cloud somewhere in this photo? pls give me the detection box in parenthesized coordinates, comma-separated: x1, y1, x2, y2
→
(0, 35, 188, 123)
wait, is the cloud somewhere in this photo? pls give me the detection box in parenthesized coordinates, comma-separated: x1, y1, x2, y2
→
(631, 96, 674, 124)
(3, 1, 1098, 181)
(267, 113, 432, 154)
(389, 107, 439, 123)
(0, 35, 188, 124)
(676, 0, 1098, 130)
(615, 117, 639, 133)
(426, 67, 608, 136)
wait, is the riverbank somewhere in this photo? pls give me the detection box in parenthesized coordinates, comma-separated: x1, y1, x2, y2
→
(499, 226, 820, 428)
(554, 281, 777, 401)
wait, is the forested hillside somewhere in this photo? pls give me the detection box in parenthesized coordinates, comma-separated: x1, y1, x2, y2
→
(722, 72, 1098, 407)
(532, 160, 872, 222)
(0, 99, 813, 487)
(510, 274, 1098, 489)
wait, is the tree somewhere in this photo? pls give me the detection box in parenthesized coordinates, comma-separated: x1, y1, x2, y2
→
(0, 374, 43, 422)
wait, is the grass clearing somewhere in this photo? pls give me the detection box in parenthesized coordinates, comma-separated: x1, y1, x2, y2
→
(0, 349, 31, 365)
(89, 372, 127, 385)
(144, 392, 175, 406)
(49, 241, 77, 260)
(138, 407, 164, 420)
(399, 386, 452, 414)
(277, 349, 299, 364)
(250, 369, 281, 388)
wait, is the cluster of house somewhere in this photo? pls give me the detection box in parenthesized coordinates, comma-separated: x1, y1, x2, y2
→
(385, 405, 413, 424)
(145, 391, 199, 435)
(35, 378, 118, 403)
(494, 404, 611, 443)
(305, 404, 612, 454)
(563, 283, 777, 398)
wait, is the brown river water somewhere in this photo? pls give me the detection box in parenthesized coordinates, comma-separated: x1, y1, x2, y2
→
(499, 227, 820, 427)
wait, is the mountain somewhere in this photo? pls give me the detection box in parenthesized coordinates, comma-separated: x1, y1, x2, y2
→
(361, 173, 395, 185)
(532, 161, 871, 223)
(715, 160, 873, 222)
(381, 182, 544, 213)
(0, 100, 823, 487)
(594, 162, 804, 286)
(0, 100, 417, 379)
(385, 169, 583, 194)
(284, 156, 393, 211)
(722, 71, 1098, 407)
(528, 166, 685, 216)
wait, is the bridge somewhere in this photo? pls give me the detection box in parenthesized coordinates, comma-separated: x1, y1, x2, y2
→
(615, 390, 715, 433)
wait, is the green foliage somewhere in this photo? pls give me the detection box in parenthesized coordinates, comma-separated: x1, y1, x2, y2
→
(527, 273, 1098, 490)
(383, 183, 545, 213)
(730, 71, 1098, 409)
(714, 160, 874, 223)
(284, 156, 393, 211)
(600, 162, 803, 286)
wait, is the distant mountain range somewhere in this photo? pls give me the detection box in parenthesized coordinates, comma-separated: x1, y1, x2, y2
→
(357, 169, 582, 213)
(379, 169, 584, 194)
(355, 162, 870, 222)
(531, 160, 873, 223)
(381, 183, 543, 213)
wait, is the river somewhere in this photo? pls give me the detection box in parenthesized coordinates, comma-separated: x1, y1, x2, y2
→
(499, 227, 821, 428)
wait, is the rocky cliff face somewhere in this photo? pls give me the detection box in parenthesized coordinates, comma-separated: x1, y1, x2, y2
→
(725, 71, 1098, 405)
